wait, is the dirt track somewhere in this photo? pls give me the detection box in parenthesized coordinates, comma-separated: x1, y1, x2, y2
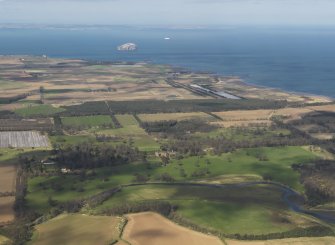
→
(123, 212, 223, 245)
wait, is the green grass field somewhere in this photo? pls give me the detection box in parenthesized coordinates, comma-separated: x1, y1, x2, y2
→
(49, 135, 96, 146)
(0, 235, 10, 245)
(95, 184, 317, 235)
(94, 114, 160, 151)
(31, 214, 122, 245)
(26, 146, 317, 213)
(61, 115, 114, 128)
(0, 148, 49, 165)
(15, 105, 65, 117)
(154, 146, 317, 190)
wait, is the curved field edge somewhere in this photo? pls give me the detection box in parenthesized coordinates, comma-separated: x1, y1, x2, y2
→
(93, 184, 333, 237)
(121, 212, 335, 245)
(30, 214, 126, 245)
(122, 212, 224, 245)
(0, 235, 11, 245)
(26, 146, 318, 213)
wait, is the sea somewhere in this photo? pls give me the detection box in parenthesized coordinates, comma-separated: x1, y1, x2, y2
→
(0, 26, 335, 98)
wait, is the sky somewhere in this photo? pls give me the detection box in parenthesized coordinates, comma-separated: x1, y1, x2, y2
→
(0, 0, 335, 27)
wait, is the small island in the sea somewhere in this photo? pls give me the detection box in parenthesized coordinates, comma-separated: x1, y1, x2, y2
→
(117, 43, 138, 51)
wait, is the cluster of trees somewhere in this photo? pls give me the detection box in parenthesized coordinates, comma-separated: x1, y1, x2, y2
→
(0, 93, 29, 104)
(55, 143, 144, 169)
(161, 128, 311, 156)
(99, 201, 173, 216)
(142, 119, 218, 137)
(62, 99, 293, 116)
(291, 111, 335, 134)
(293, 160, 335, 205)
(0, 110, 18, 119)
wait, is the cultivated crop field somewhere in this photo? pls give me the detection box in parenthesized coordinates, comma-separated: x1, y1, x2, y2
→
(0, 235, 10, 245)
(0, 197, 15, 224)
(32, 214, 123, 245)
(123, 212, 223, 245)
(0, 164, 16, 193)
(61, 115, 114, 128)
(0, 131, 49, 148)
(0, 118, 53, 131)
(94, 114, 160, 151)
(15, 105, 65, 117)
(138, 112, 215, 122)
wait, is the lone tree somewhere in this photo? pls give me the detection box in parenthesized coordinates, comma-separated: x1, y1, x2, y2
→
(39, 86, 45, 104)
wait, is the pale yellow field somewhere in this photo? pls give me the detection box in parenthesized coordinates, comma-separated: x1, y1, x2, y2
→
(211, 120, 272, 128)
(226, 236, 335, 245)
(0, 164, 16, 193)
(123, 212, 223, 245)
(33, 214, 122, 245)
(308, 104, 335, 112)
(0, 197, 15, 223)
(212, 104, 335, 127)
(0, 235, 10, 245)
(214, 109, 274, 121)
(138, 112, 214, 122)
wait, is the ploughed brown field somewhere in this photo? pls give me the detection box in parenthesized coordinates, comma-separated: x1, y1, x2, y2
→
(123, 212, 223, 245)
(0, 164, 16, 193)
(0, 197, 15, 224)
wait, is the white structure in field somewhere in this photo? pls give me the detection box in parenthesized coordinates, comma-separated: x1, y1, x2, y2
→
(0, 131, 49, 148)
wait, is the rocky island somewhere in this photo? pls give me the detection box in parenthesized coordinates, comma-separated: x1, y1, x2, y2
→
(117, 43, 138, 51)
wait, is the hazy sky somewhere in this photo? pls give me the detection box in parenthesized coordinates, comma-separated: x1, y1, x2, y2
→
(0, 0, 335, 26)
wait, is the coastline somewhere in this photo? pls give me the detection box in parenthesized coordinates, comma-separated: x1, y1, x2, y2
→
(0, 54, 333, 104)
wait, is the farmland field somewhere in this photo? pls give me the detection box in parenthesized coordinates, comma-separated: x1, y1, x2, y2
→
(0, 197, 15, 224)
(95, 114, 160, 151)
(0, 131, 49, 148)
(0, 235, 10, 245)
(61, 115, 114, 128)
(123, 212, 223, 245)
(0, 164, 16, 193)
(138, 112, 215, 122)
(15, 105, 65, 117)
(0, 118, 53, 131)
(31, 214, 123, 245)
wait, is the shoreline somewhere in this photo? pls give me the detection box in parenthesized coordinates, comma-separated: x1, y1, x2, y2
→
(1, 54, 334, 102)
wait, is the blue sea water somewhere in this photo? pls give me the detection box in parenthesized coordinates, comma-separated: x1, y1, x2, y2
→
(0, 26, 335, 98)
